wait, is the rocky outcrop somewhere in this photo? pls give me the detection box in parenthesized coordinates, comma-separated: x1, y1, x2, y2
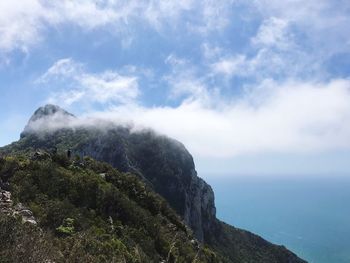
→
(21, 104, 76, 138)
(13, 203, 37, 225)
(27, 104, 75, 123)
(0, 189, 13, 215)
(0, 189, 37, 224)
(184, 173, 216, 242)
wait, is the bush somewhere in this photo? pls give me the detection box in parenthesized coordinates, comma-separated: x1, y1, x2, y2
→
(56, 218, 75, 236)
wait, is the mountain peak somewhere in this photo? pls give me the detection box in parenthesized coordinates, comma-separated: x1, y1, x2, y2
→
(29, 104, 75, 123)
(21, 104, 76, 138)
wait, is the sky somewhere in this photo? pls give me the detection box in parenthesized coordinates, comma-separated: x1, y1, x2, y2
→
(1, 0, 350, 176)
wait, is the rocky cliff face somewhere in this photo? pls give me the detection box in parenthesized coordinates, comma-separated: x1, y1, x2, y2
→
(2, 104, 306, 263)
(184, 175, 216, 242)
(72, 128, 217, 242)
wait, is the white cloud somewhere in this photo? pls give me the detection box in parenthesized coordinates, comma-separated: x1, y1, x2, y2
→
(251, 0, 350, 56)
(0, 0, 46, 52)
(144, 0, 194, 29)
(82, 78, 350, 158)
(208, 16, 298, 80)
(211, 55, 247, 77)
(36, 55, 350, 159)
(38, 58, 82, 80)
(78, 71, 139, 104)
(164, 54, 211, 101)
(251, 17, 291, 49)
(188, 0, 234, 34)
(211, 49, 303, 79)
(39, 58, 139, 106)
(0, 0, 234, 54)
(209, 16, 311, 80)
(208, 0, 350, 81)
(165, 54, 189, 67)
(201, 43, 223, 60)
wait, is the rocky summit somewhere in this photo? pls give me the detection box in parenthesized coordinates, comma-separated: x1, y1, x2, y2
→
(0, 104, 307, 263)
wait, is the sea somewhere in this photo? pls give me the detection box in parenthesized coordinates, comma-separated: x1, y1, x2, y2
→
(207, 176, 350, 263)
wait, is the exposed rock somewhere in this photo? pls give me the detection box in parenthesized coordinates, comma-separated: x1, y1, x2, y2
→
(31, 150, 51, 161)
(0, 189, 37, 224)
(14, 203, 37, 225)
(0, 189, 13, 214)
(184, 174, 216, 241)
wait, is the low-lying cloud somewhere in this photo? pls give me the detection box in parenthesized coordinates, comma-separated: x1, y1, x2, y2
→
(35, 56, 350, 159)
(32, 78, 349, 159)
(97, 78, 350, 158)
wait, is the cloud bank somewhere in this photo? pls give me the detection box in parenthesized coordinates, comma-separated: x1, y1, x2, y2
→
(37, 58, 350, 158)
(91, 79, 350, 158)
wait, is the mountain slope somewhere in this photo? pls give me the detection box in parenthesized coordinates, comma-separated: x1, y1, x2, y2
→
(0, 105, 306, 263)
(0, 154, 218, 262)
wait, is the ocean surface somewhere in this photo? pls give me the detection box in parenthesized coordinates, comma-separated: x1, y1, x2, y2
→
(207, 176, 350, 263)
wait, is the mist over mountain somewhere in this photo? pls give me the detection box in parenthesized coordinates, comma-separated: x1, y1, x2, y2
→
(0, 105, 306, 262)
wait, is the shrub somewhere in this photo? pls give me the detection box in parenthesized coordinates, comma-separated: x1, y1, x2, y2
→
(56, 218, 75, 236)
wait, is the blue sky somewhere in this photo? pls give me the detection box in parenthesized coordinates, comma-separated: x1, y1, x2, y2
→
(1, 0, 350, 176)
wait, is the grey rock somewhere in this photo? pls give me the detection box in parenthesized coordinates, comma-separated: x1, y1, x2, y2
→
(14, 203, 37, 225)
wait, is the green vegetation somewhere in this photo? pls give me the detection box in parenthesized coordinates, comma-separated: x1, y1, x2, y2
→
(56, 218, 75, 236)
(205, 221, 304, 263)
(0, 153, 218, 263)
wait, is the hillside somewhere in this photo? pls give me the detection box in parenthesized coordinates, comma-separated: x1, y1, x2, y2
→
(0, 154, 217, 262)
(0, 104, 306, 263)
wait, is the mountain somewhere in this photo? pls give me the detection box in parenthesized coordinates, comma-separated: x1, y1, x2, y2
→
(21, 104, 76, 138)
(0, 105, 306, 263)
